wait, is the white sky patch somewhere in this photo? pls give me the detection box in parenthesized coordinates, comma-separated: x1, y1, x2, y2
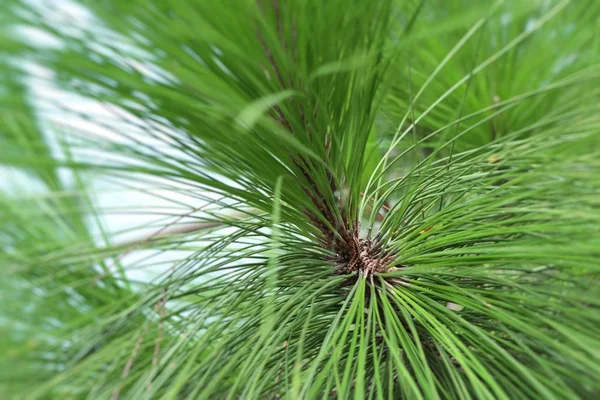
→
(10, 1, 223, 285)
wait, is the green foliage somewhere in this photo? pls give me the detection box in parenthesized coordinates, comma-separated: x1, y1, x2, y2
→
(1, 0, 599, 398)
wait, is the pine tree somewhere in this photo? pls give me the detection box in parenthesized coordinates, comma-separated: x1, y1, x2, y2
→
(1, 0, 599, 398)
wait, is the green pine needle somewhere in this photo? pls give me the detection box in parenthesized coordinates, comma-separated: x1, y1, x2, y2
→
(1, 0, 599, 398)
